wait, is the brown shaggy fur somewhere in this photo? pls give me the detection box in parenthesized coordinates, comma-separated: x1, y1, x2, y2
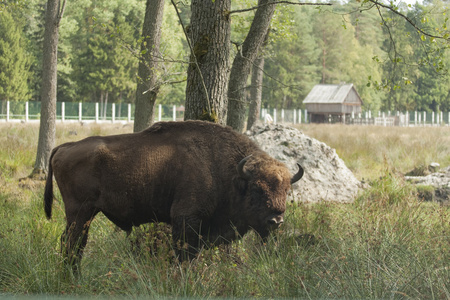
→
(44, 120, 303, 269)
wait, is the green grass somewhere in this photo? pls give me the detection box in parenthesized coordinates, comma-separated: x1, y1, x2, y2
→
(0, 122, 449, 298)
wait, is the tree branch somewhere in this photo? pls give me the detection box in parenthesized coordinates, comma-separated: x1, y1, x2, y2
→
(368, 0, 450, 41)
(228, 1, 332, 15)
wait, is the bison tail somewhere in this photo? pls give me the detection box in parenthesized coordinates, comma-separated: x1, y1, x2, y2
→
(44, 148, 57, 219)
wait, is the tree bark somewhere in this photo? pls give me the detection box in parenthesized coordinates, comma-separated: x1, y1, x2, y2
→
(184, 0, 231, 124)
(31, 0, 65, 178)
(133, 0, 164, 132)
(104, 91, 108, 120)
(247, 56, 265, 130)
(226, 0, 276, 132)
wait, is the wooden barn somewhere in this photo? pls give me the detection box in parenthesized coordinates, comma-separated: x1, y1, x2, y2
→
(303, 84, 363, 123)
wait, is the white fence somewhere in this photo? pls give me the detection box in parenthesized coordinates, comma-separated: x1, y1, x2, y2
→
(350, 110, 449, 126)
(0, 100, 448, 126)
(0, 100, 310, 125)
(0, 101, 183, 123)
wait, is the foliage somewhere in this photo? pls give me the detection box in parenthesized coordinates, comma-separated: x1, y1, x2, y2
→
(263, 6, 320, 109)
(0, 8, 32, 102)
(0, 123, 448, 298)
(2, 0, 450, 111)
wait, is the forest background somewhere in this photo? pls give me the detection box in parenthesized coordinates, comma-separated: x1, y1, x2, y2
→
(1, 0, 450, 115)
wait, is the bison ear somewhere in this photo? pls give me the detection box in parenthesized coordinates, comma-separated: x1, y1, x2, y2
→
(291, 163, 304, 184)
(237, 155, 252, 180)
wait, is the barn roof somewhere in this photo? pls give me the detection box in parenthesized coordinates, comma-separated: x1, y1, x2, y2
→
(303, 84, 362, 104)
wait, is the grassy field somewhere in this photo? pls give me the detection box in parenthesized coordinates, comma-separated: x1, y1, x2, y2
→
(0, 122, 449, 298)
(296, 124, 450, 180)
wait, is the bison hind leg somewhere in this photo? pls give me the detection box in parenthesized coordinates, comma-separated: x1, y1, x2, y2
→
(61, 210, 98, 275)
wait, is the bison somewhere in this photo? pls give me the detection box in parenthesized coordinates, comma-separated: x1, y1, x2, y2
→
(44, 120, 303, 270)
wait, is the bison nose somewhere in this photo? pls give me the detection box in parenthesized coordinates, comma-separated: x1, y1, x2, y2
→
(267, 215, 284, 227)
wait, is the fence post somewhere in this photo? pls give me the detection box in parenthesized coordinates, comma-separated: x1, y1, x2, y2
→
(112, 103, 115, 123)
(173, 105, 176, 121)
(304, 109, 308, 123)
(78, 102, 82, 122)
(128, 103, 131, 123)
(95, 103, 99, 123)
(281, 109, 285, 123)
(61, 102, 65, 122)
(158, 104, 162, 121)
(273, 108, 277, 124)
(25, 101, 29, 123)
(6, 101, 9, 122)
(298, 109, 302, 124)
(293, 109, 296, 124)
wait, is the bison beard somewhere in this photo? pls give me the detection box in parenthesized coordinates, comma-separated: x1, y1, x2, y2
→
(44, 120, 303, 271)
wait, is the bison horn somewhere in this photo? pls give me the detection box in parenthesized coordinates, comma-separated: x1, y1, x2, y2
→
(291, 163, 304, 184)
(237, 155, 252, 180)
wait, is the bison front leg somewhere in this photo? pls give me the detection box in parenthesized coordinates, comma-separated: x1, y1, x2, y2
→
(171, 215, 204, 261)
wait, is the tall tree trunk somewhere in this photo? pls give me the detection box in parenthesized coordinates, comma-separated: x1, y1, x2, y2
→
(226, 0, 276, 132)
(184, 0, 231, 124)
(31, 0, 65, 178)
(247, 56, 265, 130)
(133, 0, 164, 132)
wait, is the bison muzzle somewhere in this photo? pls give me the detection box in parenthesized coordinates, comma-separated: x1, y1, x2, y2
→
(44, 120, 303, 271)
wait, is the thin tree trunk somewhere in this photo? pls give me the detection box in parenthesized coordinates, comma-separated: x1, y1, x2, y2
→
(104, 91, 108, 120)
(31, 0, 65, 178)
(247, 56, 265, 130)
(226, 0, 276, 132)
(100, 91, 104, 119)
(118, 91, 123, 119)
(133, 0, 164, 132)
(184, 0, 231, 124)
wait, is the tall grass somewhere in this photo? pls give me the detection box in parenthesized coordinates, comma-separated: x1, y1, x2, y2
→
(296, 124, 450, 180)
(0, 122, 448, 297)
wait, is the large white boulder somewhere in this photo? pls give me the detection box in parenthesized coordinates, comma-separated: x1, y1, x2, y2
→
(246, 124, 361, 203)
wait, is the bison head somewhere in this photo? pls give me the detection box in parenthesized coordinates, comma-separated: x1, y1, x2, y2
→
(236, 155, 303, 238)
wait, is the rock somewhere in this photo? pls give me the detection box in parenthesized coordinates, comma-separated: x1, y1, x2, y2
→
(405, 162, 441, 176)
(405, 166, 450, 187)
(405, 166, 450, 205)
(429, 162, 440, 173)
(246, 124, 361, 203)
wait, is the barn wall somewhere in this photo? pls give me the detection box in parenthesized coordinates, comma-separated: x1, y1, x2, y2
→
(305, 103, 362, 114)
(343, 89, 361, 104)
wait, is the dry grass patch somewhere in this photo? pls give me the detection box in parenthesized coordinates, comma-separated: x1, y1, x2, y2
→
(295, 124, 450, 180)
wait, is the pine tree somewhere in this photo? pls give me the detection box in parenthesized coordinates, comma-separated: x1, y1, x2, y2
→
(0, 9, 31, 102)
